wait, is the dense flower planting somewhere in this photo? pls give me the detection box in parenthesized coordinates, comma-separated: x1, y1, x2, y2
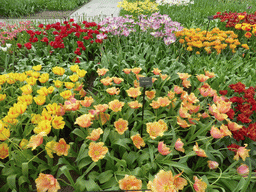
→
(15, 19, 107, 63)
(0, 21, 34, 44)
(1, 60, 255, 191)
(175, 27, 249, 54)
(1, 0, 256, 191)
(117, 0, 159, 17)
(99, 12, 183, 45)
(213, 11, 256, 43)
(221, 82, 256, 142)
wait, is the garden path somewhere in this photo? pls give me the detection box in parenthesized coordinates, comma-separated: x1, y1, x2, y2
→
(0, 0, 122, 24)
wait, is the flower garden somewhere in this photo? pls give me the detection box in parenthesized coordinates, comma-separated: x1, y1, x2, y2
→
(0, 0, 256, 191)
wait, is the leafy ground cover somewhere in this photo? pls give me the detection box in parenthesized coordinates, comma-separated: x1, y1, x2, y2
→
(0, 0, 256, 191)
(0, 0, 90, 18)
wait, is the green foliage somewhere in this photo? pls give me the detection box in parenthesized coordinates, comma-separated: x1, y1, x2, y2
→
(0, 0, 89, 18)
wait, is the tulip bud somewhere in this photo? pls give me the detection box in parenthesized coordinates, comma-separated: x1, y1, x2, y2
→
(207, 160, 219, 170)
(237, 164, 249, 177)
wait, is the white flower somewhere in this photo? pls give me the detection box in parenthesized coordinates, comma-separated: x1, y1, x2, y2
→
(1, 47, 7, 52)
(6, 44, 12, 48)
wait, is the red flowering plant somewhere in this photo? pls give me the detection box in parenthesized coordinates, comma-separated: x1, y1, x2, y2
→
(217, 82, 256, 172)
(3, 19, 108, 72)
(221, 82, 256, 142)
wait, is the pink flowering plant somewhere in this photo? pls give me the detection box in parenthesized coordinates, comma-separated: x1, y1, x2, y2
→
(99, 13, 183, 47)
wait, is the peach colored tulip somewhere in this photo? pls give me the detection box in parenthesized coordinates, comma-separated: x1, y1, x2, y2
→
(193, 142, 207, 157)
(175, 138, 185, 153)
(158, 141, 171, 155)
(193, 176, 207, 192)
(35, 173, 60, 192)
(234, 144, 250, 161)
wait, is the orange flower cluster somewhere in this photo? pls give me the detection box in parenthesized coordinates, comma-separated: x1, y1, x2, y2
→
(175, 27, 248, 54)
(175, 71, 218, 129)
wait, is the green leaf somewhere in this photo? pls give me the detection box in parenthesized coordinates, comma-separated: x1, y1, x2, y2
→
(98, 170, 113, 184)
(113, 138, 131, 151)
(22, 162, 28, 178)
(109, 155, 127, 168)
(233, 177, 246, 192)
(0, 161, 5, 168)
(74, 177, 86, 192)
(103, 127, 111, 143)
(77, 157, 92, 171)
(85, 179, 101, 191)
(162, 160, 193, 175)
(18, 175, 29, 187)
(59, 166, 75, 186)
(71, 128, 86, 139)
(7, 174, 17, 190)
(149, 144, 155, 163)
(100, 177, 118, 190)
(123, 151, 138, 167)
(75, 142, 88, 162)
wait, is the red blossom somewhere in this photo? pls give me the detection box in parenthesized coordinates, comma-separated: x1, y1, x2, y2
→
(226, 108, 235, 119)
(229, 82, 246, 94)
(227, 143, 241, 152)
(237, 113, 252, 124)
(24, 42, 32, 49)
(232, 123, 256, 141)
(38, 24, 44, 28)
(219, 90, 228, 95)
(230, 96, 244, 104)
(74, 48, 81, 55)
(17, 43, 22, 48)
(74, 58, 80, 63)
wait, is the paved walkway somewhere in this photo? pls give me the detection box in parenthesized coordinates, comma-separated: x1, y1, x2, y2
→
(0, 0, 122, 24)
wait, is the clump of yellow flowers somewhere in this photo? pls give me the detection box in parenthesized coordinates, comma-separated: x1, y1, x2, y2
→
(175, 27, 249, 55)
(117, 0, 158, 16)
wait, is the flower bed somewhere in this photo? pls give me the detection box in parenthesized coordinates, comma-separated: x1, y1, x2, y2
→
(1, 0, 256, 191)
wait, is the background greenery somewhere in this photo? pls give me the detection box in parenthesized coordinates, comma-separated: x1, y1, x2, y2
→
(0, 0, 89, 18)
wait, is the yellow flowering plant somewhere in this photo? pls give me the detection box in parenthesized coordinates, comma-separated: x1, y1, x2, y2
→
(175, 27, 249, 56)
(118, 0, 159, 19)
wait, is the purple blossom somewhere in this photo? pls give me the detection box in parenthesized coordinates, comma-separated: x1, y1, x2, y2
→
(99, 13, 183, 44)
